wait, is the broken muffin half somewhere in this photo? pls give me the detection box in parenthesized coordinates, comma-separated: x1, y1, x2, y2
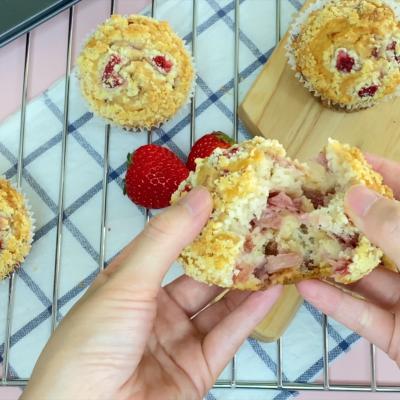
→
(171, 136, 393, 290)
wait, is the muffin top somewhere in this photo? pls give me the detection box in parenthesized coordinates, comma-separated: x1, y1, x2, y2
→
(77, 15, 194, 130)
(0, 179, 33, 280)
(290, 0, 400, 107)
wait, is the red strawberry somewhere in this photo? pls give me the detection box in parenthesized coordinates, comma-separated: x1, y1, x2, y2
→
(102, 54, 124, 88)
(187, 131, 234, 171)
(124, 145, 189, 209)
(358, 84, 379, 98)
(335, 50, 355, 73)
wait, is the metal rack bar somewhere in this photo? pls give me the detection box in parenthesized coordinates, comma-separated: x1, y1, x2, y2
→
(274, 4, 282, 388)
(370, 343, 377, 391)
(213, 381, 400, 391)
(275, 0, 281, 42)
(2, 31, 31, 383)
(232, 0, 240, 143)
(190, 0, 197, 147)
(1, 378, 400, 392)
(145, 0, 156, 224)
(99, 128, 110, 271)
(2, 277, 15, 382)
(230, 0, 240, 387)
(98, 0, 115, 271)
(322, 314, 330, 389)
(0, 379, 28, 387)
(51, 6, 75, 333)
(277, 338, 283, 387)
(17, 34, 30, 189)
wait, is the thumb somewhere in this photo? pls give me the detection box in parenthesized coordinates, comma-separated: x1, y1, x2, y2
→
(109, 186, 212, 290)
(345, 185, 400, 267)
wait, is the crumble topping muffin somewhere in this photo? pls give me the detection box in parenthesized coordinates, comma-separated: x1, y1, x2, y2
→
(0, 179, 33, 280)
(77, 15, 194, 130)
(287, 0, 400, 110)
(171, 137, 393, 290)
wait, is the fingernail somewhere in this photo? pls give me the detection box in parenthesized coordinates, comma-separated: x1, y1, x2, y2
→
(179, 186, 211, 216)
(345, 185, 380, 218)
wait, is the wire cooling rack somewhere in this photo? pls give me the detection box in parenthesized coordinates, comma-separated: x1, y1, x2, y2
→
(1, 0, 400, 396)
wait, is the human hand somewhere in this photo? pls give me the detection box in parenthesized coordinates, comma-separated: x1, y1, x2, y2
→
(297, 153, 400, 365)
(22, 187, 282, 400)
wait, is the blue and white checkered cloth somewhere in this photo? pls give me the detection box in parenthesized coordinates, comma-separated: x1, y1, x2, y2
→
(0, 0, 361, 398)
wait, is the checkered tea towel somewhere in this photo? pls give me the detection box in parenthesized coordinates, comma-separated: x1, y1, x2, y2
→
(0, 1, 360, 399)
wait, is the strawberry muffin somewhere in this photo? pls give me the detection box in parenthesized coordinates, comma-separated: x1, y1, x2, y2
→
(0, 179, 33, 280)
(172, 137, 392, 290)
(77, 15, 194, 130)
(287, 0, 400, 110)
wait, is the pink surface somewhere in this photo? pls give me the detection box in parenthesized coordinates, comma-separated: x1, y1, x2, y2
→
(1, 0, 400, 399)
(297, 339, 400, 399)
(0, 0, 149, 122)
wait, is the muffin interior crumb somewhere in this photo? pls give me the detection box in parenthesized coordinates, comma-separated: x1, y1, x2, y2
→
(233, 139, 387, 287)
(172, 137, 391, 290)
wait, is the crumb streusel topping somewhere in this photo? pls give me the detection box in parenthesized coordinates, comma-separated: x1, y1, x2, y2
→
(291, 0, 400, 107)
(77, 15, 194, 130)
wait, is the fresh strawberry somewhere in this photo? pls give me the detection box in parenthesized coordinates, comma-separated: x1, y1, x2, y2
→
(124, 145, 189, 209)
(187, 131, 234, 171)
(335, 50, 355, 73)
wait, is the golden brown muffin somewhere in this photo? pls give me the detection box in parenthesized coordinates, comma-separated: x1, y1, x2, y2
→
(0, 179, 33, 280)
(287, 0, 400, 110)
(171, 137, 393, 290)
(77, 15, 194, 130)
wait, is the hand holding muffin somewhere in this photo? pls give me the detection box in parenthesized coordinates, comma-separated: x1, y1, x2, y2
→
(298, 154, 400, 366)
(22, 188, 282, 400)
(172, 137, 393, 290)
(20, 154, 400, 400)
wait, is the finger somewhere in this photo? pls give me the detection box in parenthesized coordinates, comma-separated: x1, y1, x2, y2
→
(164, 275, 223, 316)
(348, 266, 400, 311)
(345, 185, 400, 267)
(297, 280, 394, 352)
(202, 285, 282, 379)
(192, 290, 251, 334)
(107, 187, 212, 291)
(364, 153, 400, 198)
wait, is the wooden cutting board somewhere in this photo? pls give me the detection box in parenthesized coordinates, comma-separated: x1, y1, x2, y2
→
(242, 1, 400, 342)
(250, 285, 302, 342)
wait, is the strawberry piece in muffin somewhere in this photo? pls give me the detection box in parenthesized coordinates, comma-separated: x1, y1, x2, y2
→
(335, 49, 356, 73)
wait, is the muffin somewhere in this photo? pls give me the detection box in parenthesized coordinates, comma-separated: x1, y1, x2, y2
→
(287, 0, 400, 110)
(0, 179, 34, 280)
(77, 15, 194, 130)
(171, 137, 392, 290)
